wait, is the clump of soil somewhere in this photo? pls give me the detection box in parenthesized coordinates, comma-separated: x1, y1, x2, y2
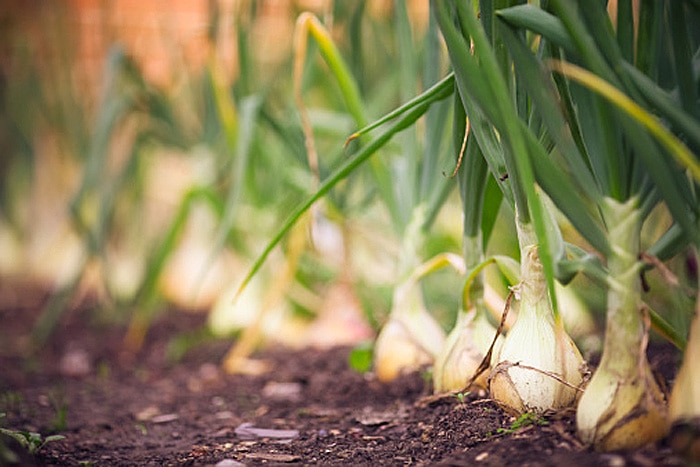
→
(0, 285, 686, 466)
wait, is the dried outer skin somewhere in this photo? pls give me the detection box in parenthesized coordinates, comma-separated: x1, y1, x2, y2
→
(578, 364, 668, 451)
(488, 322, 583, 415)
(668, 249, 700, 462)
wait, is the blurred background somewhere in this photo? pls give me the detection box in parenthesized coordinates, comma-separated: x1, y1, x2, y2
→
(1, 0, 695, 374)
(0, 0, 468, 359)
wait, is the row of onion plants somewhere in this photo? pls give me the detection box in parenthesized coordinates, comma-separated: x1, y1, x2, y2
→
(237, 0, 698, 460)
(436, 0, 699, 456)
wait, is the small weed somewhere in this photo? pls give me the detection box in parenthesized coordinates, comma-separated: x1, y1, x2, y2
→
(420, 368, 434, 385)
(135, 423, 148, 435)
(0, 392, 25, 415)
(165, 326, 220, 364)
(0, 415, 65, 455)
(48, 390, 68, 432)
(348, 341, 373, 373)
(496, 412, 549, 435)
(452, 391, 471, 405)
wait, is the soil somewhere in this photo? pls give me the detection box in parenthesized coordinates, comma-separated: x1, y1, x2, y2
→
(0, 283, 688, 466)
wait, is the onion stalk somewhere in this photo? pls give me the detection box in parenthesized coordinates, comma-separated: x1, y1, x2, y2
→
(433, 98, 499, 394)
(576, 197, 668, 450)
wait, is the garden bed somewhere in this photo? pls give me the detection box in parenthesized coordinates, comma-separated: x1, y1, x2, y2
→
(0, 285, 684, 466)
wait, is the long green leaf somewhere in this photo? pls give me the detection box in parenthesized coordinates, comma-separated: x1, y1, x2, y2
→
(634, 0, 662, 77)
(295, 12, 401, 227)
(498, 21, 601, 202)
(498, 3, 699, 247)
(622, 62, 700, 154)
(235, 100, 441, 299)
(616, 0, 635, 64)
(549, 61, 700, 189)
(668, 1, 699, 120)
(496, 4, 576, 54)
(522, 126, 610, 257)
(433, 2, 512, 207)
(345, 74, 454, 145)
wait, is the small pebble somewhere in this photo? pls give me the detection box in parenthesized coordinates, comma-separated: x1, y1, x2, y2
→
(215, 410, 234, 420)
(212, 396, 226, 407)
(135, 406, 160, 421)
(60, 348, 92, 377)
(601, 453, 626, 467)
(262, 381, 302, 402)
(199, 363, 220, 382)
(151, 413, 179, 424)
(215, 459, 246, 467)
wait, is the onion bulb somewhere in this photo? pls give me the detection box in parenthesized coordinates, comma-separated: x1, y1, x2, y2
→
(489, 245, 584, 414)
(433, 304, 501, 392)
(373, 280, 445, 382)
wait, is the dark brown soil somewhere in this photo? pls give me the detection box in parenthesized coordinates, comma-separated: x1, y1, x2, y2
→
(0, 283, 687, 466)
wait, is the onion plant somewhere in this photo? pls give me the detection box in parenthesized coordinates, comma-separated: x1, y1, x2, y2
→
(234, 5, 464, 381)
(493, 0, 699, 451)
(159, 0, 698, 455)
(432, 96, 503, 393)
(434, 0, 586, 413)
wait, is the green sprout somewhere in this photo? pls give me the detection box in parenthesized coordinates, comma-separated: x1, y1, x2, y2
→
(48, 390, 68, 433)
(452, 391, 471, 405)
(0, 414, 65, 456)
(348, 341, 374, 374)
(496, 412, 549, 435)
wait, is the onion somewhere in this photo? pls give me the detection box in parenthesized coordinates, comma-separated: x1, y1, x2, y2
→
(489, 245, 584, 414)
(373, 280, 445, 382)
(576, 197, 668, 451)
(433, 303, 500, 392)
